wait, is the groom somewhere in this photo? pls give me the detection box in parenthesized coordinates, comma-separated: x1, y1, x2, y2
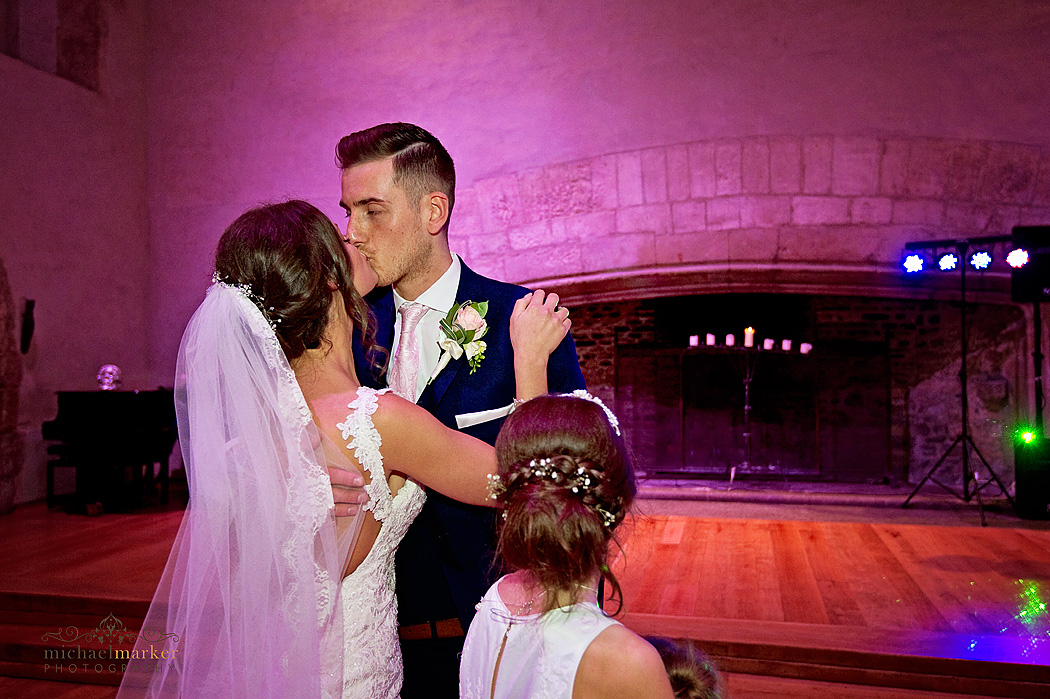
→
(339, 123, 585, 697)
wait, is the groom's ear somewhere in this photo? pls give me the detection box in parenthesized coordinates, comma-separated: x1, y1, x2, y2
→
(423, 191, 449, 236)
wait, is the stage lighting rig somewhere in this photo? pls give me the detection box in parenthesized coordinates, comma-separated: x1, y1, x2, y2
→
(900, 234, 1017, 524)
(903, 236, 1011, 271)
(901, 228, 1049, 520)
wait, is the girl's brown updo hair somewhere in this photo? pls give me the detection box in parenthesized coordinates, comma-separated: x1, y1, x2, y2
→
(213, 200, 379, 366)
(494, 393, 636, 613)
(645, 636, 725, 699)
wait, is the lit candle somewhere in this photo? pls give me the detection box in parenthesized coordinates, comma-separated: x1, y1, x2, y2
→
(763, 338, 774, 350)
(800, 343, 812, 355)
(744, 327, 755, 348)
(726, 334, 735, 347)
(782, 339, 792, 351)
(706, 333, 716, 346)
(689, 335, 699, 347)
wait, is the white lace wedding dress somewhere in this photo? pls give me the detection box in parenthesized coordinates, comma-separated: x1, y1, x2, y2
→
(336, 387, 427, 699)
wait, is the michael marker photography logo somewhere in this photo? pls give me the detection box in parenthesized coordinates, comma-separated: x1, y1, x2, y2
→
(40, 612, 180, 678)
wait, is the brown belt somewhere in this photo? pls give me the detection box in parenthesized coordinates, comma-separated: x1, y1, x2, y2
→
(398, 617, 465, 640)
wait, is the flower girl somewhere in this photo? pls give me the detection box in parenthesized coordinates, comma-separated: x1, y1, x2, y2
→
(459, 392, 674, 699)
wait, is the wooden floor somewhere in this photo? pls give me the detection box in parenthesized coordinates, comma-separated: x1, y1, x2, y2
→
(615, 515, 1050, 635)
(0, 506, 183, 600)
(613, 514, 1050, 696)
(2, 502, 1049, 697)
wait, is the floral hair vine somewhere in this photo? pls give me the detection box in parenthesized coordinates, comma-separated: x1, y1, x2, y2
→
(486, 456, 617, 528)
(212, 271, 280, 332)
(561, 390, 621, 437)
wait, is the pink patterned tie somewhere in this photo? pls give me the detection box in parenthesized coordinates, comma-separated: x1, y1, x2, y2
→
(388, 302, 428, 401)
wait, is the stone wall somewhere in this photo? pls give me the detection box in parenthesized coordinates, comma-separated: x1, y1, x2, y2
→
(570, 299, 656, 404)
(0, 0, 149, 505)
(455, 136, 1050, 296)
(815, 297, 1025, 484)
(146, 0, 1050, 385)
(0, 258, 22, 513)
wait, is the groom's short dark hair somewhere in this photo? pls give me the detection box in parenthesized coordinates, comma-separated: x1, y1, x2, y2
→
(336, 123, 456, 233)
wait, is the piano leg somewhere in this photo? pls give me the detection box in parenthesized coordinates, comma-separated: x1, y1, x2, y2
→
(47, 460, 55, 508)
(160, 460, 170, 505)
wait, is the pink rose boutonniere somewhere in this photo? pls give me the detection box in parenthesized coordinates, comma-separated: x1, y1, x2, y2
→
(427, 300, 489, 384)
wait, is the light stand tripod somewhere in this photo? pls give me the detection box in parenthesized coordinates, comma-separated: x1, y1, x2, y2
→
(1031, 298, 1045, 432)
(903, 242, 1016, 525)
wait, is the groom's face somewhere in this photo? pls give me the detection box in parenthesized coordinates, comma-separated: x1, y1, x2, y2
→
(339, 157, 432, 291)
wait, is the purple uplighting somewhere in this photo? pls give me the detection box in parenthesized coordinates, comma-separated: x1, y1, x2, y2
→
(4, 1, 1050, 697)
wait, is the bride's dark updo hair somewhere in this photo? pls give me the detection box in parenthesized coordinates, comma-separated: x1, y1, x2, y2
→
(213, 200, 380, 366)
(494, 394, 635, 613)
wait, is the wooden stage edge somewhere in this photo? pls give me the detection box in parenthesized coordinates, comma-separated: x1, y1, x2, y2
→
(2, 503, 1049, 698)
(625, 613, 1049, 698)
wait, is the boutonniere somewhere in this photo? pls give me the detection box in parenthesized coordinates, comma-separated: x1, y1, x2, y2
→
(428, 300, 489, 384)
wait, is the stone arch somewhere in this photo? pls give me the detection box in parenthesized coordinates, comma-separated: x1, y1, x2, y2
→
(453, 135, 1050, 305)
(0, 256, 22, 514)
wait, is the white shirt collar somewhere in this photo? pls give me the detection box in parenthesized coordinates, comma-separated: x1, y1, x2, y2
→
(392, 253, 462, 315)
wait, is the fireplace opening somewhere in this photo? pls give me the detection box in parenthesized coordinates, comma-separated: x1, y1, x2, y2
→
(572, 292, 1026, 486)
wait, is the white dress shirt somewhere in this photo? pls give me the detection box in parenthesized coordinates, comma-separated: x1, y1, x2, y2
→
(391, 254, 462, 403)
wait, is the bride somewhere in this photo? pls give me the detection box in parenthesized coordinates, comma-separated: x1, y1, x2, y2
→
(116, 200, 569, 699)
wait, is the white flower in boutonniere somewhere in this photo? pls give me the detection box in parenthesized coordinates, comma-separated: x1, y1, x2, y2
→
(427, 300, 489, 384)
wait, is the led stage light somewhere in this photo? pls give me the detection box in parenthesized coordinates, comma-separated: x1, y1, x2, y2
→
(1007, 248, 1030, 269)
(903, 254, 924, 273)
(970, 251, 992, 270)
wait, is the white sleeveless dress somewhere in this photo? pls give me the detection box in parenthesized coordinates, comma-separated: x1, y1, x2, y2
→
(336, 387, 427, 699)
(459, 577, 622, 699)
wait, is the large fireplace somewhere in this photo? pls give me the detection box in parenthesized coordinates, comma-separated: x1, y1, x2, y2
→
(454, 133, 1050, 489)
(570, 293, 1026, 485)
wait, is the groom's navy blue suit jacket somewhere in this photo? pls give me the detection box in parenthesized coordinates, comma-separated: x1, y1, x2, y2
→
(354, 261, 585, 629)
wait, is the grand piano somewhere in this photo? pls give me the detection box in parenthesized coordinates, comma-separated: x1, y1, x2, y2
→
(42, 389, 178, 512)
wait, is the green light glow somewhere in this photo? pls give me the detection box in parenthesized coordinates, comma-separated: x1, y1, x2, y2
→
(1015, 425, 1040, 445)
(1015, 579, 1050, 637)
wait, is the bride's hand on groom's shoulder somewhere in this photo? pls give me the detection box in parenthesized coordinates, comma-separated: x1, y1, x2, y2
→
(328, 466, 368, 516)
(510, 289, 571, 366)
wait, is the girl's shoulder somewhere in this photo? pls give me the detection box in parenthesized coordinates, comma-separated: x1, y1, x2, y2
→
(575, 625, 675, 699)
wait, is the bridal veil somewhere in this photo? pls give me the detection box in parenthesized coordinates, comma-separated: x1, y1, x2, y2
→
(116, 283, 363, 698)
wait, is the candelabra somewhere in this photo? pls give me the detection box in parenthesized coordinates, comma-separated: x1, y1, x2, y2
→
(691, 330, 812, 486)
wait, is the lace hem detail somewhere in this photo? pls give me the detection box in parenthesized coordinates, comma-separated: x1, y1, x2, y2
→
(208, 283, 338, 634)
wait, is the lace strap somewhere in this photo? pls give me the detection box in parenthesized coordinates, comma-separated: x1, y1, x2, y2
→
(336, 387, 393, 521)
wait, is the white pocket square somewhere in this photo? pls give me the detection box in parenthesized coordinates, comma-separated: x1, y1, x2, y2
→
(455, 403, 516, 429)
